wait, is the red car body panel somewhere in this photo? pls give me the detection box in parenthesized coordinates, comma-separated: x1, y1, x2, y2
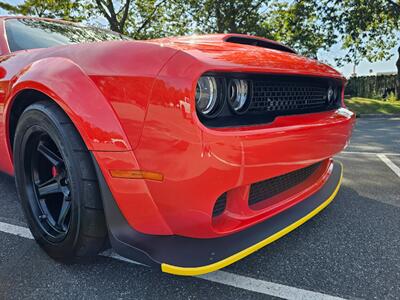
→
(0, 17, 355, 272)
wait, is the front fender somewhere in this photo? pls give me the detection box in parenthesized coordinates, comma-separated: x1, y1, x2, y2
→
(5, 57, 131, 152)
(2, 57, 174, 234)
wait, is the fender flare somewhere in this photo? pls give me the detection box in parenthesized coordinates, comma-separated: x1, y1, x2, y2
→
(5, 57, 132, 152)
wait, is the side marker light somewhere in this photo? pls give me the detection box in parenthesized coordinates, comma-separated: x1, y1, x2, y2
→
(110, 170, 164, 181)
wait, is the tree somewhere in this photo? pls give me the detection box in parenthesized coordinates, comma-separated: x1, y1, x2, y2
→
(89, 0, 132, 33)
(0, 0, 179, 36)
(391, 1, 400, 99)
(0, 0, 84, 21)
(316, 0, 399, 67)
(127, 0, 192, 39)
(318, 0, 400, 98)
(186, 0, 269, 35)
(263, 0, 400, 98)
(397, 47, 400, 99)
(261, 1, 336, 58)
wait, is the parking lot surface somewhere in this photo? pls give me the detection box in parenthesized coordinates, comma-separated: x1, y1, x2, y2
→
(0, 117, 399, 299)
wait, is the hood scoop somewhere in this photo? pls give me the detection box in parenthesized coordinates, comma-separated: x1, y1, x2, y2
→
(224, 35, 296, 54)
(154, 34, 296, 54)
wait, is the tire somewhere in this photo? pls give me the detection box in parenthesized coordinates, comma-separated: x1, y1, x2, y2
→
(13, 100, 108, 261)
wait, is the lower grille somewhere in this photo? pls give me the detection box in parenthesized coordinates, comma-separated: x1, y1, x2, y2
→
(248, 162, 321, 207)
(213, 193, 227, 217)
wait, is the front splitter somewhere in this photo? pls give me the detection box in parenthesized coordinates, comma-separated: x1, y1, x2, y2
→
(93, 156, 343, 276)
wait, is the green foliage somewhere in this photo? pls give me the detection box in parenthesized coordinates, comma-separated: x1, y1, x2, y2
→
(186, 0, 268, 35)
(81, 0, 134, 33)
(387, 92, 398, 103)
(128, 0, 192, 39)
(262, 1, 336, 58)
(316, 0, 400, 66)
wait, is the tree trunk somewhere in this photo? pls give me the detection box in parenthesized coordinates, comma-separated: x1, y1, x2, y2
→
(397, 46, 400, 100)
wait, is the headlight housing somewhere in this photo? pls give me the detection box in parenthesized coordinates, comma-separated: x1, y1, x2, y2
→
(195, 76, 225, 118)
(227, 79, 251, 114)
(327, 85, 340, 105)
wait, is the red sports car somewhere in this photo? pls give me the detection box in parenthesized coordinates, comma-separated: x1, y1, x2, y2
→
(0, 16, 355, 275)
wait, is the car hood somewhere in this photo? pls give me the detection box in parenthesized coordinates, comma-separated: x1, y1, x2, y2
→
(148, 34, 343, 80)
(4, 34, 342, 81)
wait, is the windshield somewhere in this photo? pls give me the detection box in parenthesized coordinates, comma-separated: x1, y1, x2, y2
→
(5, 18, 131, 52)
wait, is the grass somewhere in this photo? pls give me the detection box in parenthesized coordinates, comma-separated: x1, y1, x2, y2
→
(345, 97, 400, 115)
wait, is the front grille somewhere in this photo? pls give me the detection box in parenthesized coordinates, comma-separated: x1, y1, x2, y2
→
(198, 74, 342, 128)
(213, 193, 227, 217)
(250, 80, 328, 113)
(248, 162, 321, 207)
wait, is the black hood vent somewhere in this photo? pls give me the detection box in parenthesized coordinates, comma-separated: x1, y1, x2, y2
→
(225, 36, 296, 54)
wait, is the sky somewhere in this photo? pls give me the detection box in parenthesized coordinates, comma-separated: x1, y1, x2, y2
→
(319, 39, 399, 77)
(1, 0, 398, 78)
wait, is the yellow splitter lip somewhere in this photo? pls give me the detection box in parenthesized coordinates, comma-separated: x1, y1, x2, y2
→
(161, 162, 343, 276)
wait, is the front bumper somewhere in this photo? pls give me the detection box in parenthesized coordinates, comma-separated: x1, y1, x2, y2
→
(130, 107, 354, 238)
(94, 158, 343, 276)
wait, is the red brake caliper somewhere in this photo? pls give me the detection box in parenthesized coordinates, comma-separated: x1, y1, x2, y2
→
(51, 166, 58, 178)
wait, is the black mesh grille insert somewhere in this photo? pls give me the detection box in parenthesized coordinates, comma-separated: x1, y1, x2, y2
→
(213, 193, 227, 217)
(248, 162, 321, 207)
(250, 80, 328, 113)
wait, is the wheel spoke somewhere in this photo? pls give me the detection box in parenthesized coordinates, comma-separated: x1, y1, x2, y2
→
(57, 196, 71, 230)
(39, 198, 56, 227)
(28, 133, 73, 238)
(37, 179, 61, 197)
(37, 142, 63, 167)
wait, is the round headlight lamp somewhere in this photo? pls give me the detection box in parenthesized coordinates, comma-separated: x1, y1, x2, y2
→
(195, 76, 224, 118)
(228, 79, 250, 114)
(327, 86, 340, 105)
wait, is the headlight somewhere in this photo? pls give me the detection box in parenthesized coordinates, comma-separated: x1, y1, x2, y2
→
(195, 76, 224, 118)
(227, 79, 250, 114)
(327, 86, 340, 105)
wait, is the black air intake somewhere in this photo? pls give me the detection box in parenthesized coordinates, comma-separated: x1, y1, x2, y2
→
(212, 193, 227, 217)
(249, 162, 321, 207)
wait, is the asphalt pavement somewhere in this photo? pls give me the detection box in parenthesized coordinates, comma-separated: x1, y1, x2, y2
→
(0, 117, 399, 299)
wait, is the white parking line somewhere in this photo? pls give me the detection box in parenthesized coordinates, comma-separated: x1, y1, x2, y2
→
(0, 221, 33, 239)
(340, 151, 400, 156)
(0, 221, 347, 300)
(199, 271, 345, 300)
(377, 154, 400, 178)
